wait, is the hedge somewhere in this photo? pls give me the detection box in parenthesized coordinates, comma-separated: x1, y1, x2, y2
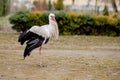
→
(9, 11, 120, 36)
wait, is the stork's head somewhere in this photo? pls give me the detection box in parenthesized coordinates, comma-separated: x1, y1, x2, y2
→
(49, 13, 57, 23)
(48, 13, 59, 39)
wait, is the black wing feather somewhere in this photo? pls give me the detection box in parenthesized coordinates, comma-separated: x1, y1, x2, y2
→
(24, 37, 44, 59)
(18, 31, 32, 45)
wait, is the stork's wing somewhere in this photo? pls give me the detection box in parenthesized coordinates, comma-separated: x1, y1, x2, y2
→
(18, 31, 40, 45)
(18, 31, 32, 45)
(23, 38, 44, 59)
(18, 32, 27, 45)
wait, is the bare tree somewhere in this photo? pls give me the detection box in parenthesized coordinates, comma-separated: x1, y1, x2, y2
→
(0, 0, 10, 16)
(95, 0, 98, 14)
(87, 0, 91, 6)
(104, 0, 107, 5)
(111, 0, 118, 13)
(72, 0, 75, 5)
(119, 0, 120, 5)
(100, 0, 111, 6)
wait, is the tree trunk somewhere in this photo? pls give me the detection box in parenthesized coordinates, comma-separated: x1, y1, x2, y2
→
(87, 0, 91, 6)
(111, 0, 118, 13)
(104, 0, 107, 6)
(3, 0, 6, 16)
(72, 0, 75, 5)
(95, 0, 98, 14)
(119, 0, 120, 5)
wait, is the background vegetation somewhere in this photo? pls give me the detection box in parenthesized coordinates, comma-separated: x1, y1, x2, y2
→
(0, 0, 10, 16)
(9, 11, 120, 36)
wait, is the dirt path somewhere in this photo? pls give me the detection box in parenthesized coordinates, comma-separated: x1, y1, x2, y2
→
(42, 49, 120, 59)
(0, 49, 120, 59)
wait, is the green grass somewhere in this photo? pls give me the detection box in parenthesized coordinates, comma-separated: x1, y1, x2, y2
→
(0, 33, 120, 80)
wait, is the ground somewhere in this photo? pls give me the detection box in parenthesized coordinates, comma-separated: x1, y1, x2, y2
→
(0, 33, 120, 80)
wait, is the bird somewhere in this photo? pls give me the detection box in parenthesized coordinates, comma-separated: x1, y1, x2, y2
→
(18, 13, 59, 66)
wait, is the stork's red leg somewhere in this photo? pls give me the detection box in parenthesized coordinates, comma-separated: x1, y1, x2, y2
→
(39, 47, 42, 66)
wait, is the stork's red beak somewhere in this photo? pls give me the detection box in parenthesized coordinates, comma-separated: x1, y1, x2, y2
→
(52, 16, 57, 22)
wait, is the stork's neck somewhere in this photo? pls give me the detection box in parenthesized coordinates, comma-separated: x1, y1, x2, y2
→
(49, 20, 57, 26)
(48, 19, 59, 39)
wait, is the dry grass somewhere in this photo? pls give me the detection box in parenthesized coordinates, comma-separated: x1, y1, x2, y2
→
(0, 15, 11, 27)
(0, 33, 120, 50)
(0, 16, 13, 32)
(0, 51, 120, 80)
(0, 33, 120, 80)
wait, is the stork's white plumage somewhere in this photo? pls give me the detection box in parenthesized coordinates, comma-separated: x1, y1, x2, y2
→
(29, 13, 59, 39)
(18, 13, 59, 66)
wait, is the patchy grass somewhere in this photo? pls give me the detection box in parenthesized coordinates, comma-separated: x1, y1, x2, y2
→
(0, 33, 120, 50)
(0, 33, 120, 80)
(0, 15, 13, 32)
(0, 15, 11, 28)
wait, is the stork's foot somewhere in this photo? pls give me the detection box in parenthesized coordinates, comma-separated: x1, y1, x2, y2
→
(38, 64, 47, 67)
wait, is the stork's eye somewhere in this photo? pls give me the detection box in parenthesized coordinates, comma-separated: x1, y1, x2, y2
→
(51, 16, 54, 18)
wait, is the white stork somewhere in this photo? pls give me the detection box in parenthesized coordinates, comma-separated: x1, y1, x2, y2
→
(18, 13, 59, 66)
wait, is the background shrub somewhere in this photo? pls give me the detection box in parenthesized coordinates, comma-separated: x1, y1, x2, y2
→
(29, 12, 49, 26)
(74, 14, 94, 35)
(9, 11, 120, 36)
(112, 13, 120, 36)
(9, 11, 31, 32)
